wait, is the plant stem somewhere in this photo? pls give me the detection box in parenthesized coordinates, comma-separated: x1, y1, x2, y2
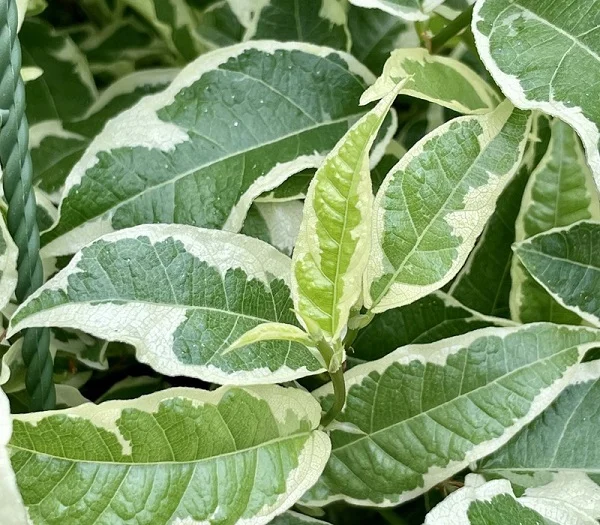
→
(430, 5, 474, 53)
(320, 365, 346, 428)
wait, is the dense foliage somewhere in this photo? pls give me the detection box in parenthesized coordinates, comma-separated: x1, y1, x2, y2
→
(1, 0, 600, 523)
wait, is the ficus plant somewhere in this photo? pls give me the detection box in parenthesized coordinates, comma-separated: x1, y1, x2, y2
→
(1, 0, 599, 523)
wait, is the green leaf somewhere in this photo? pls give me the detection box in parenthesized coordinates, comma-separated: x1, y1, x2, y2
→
(303, 323, 600, 506)
(9, 385, 331, 525)
(241, 201, 304, 256)
(292, 88, 400, 343)
(242, 0, 351, 51)
(473, 0, 600, 191)
(480, 360, 600, 487)
(10, 225, 325, 384)
(348, 4, 419, 75)
(348, 0, 444, 21)
(122, 0, 207, 60)
(31, 68, 178, 197)
(0, 215, 18, 312)
(195, 0, 245, 48)
(510, 119, 600, 324)
(365, 101, 531, 313)
(424, 475, 559, 524)
(515, 221, 600, 327)
(0, 390, 28, 525)
(370, 140, 405, 193)
(21, 19, 97, 126)
(350, 292, 512, 365)
(362, 48, 500, 114)
(41, 42, 392, 257)
(257, 170, 313, 202)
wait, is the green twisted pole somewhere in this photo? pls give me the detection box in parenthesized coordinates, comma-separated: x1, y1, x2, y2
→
(0, 0, 55, 410)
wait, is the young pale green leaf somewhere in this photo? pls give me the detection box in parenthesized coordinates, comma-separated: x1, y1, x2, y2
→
(347, 0, 445, 21)
(473, 0, 600, 191)
(10, 225, 325, 385)
(0, 215, 18, 311)
(515, 221, 600, 327)
(241, 201, 303, 256)
(270, 511, 331, 525)
(41, 41, 392, 257)
(8, 385, 330, 525)
(292, 88, 400, 343)
(510, 119, 600, 324)
(365, 101, 531, 313)
(225, 322, 318, 356)
(480, 360, 600, 490)
(303, 323, 600, 507)
(361, 48, 500, 114)
(31, 68, 178, 197)
(348, 4, 419, 75)
(241, 0, 351, 51)
(350, 292, 513, 365)
(21, 19, 97, 127)
(424, 475, 563, 524)
(0, 390, 28, 525)
(122, 0, 207, 60)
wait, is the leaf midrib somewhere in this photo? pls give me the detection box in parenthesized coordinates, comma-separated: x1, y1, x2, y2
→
(9, 430, 313, 465)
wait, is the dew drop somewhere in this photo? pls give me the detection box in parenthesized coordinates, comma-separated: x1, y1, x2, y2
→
(233, 121, 239, 127)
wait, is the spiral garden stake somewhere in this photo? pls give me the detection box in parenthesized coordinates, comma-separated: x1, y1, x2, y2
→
(0, 0, 55, 410)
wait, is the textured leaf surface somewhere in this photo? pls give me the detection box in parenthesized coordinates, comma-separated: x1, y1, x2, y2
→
(351, 292, 511, 365)
(362, 48, 499, 114)
(515, 221, 600, 327)
(510, 119, 600, 324)
(31, 68, 177, 197)
(0, 390, 28, 525)
(348, 4, 418, 75)
(303, 323, 600, 506)
(365, 101, 531, 313)
(9, 385, 330, 525)
(424, 475, 559, 524)
(473, 0, 600, 190)
(348, 0, 445, 21)
(242, 0, 350, 51)
(41, 42, 388, 257)
(449, 113, 552, 318)
(480, 360, 600, 483)
(10, 225, 324, 384)
(292, 90, 398, 342)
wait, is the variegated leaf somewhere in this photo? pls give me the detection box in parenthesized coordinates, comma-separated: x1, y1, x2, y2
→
(365, 101, 531, 313)
(424, 474, 585, 524)
(292, 89, 400, 343)
(10, 225, 325, 384)
(350, 291, 512, 365)
(32, 68, 178, 197)
(448, 113, 553, 318)
(510, 119, 600, 324)
(41, 42, 393, 257)
(361, 48, 500, 114)
(303, 323, 600, 507)
(241, 0, 351, 51)
(480, 360, 600, 499)
(515, 221, 600, 327)
(347, 0, 445, 21)
(0, 389, 28, 525)
(473, 0, 600, 191)
(348, 4, 419, 75)
(8, 385, 330, 525)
